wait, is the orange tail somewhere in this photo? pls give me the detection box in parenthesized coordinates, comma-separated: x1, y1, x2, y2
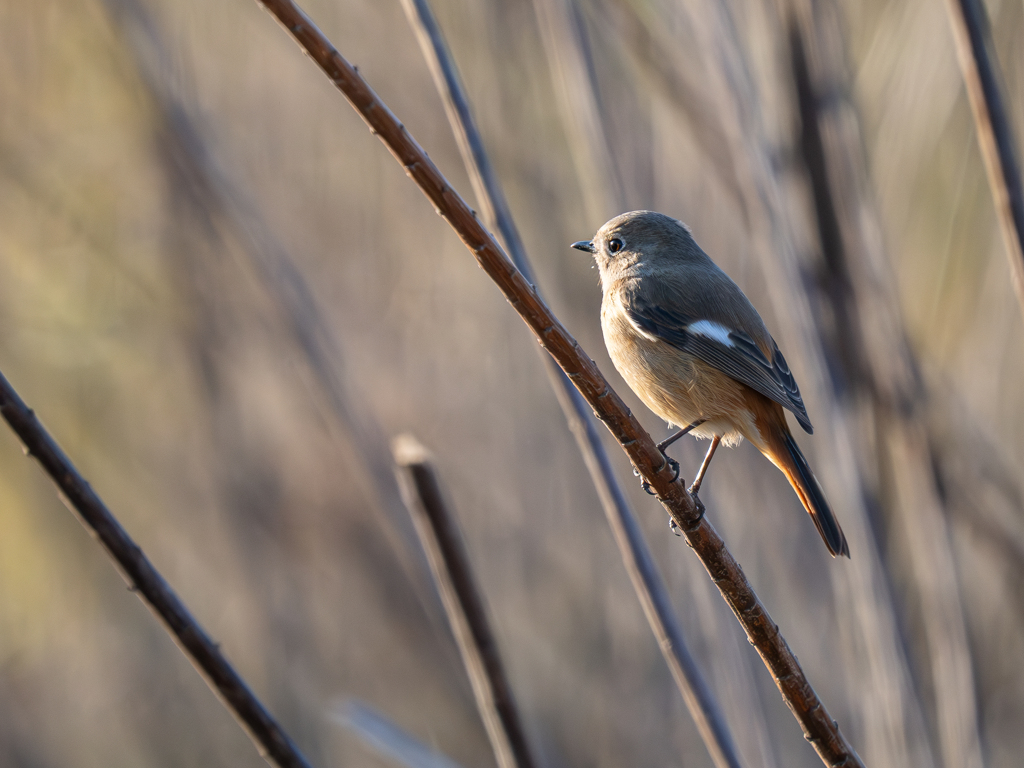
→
(754, 406, 850, 558)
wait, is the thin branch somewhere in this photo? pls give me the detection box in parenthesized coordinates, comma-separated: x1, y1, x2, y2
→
(396, 3, 743, 767)
(253, 2, 864, 764)
(0, 369, 314, 768)
(945, 0, 1024, 320)
(393, 436, 537, 768)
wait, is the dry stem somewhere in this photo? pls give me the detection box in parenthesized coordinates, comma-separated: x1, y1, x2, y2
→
(394, 435, 537, 768)
(945, 0, 1024, 320)
(0, 370, 314, 768)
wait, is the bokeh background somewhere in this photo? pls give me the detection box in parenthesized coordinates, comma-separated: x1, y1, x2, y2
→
(0, 0, 1022, 766)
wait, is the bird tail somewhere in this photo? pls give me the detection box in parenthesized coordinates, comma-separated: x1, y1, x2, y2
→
(764, 426, 850, 558)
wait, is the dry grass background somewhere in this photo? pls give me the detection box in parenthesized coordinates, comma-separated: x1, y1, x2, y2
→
(0, 0, 1022, 766)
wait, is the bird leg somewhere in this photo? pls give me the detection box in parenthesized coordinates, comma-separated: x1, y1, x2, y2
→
(666, 437, 720, 535)
(688, 435, 721, 496)
(657, 419, 706, 452)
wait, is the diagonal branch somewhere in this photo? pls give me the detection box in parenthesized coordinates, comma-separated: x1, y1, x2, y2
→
(396, 2, 743, 766)
(0, 370, 314, 768)
(253, 1, 864, 765)
(944, 0, 1024, 320)
(393, 435, 537, 768)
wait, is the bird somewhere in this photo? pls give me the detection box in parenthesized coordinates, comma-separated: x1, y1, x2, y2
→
(572, 210, 849, 558)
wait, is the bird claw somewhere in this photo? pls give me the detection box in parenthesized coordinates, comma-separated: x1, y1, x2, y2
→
(689, 491, 707, 526)
(669, 493, 705, 535)
(635, 456, 680, 496)
(634, 466, 656, 495)
(667, 456, 680, 482)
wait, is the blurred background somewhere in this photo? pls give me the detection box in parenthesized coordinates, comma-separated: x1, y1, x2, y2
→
(0, 0, 1022, 766)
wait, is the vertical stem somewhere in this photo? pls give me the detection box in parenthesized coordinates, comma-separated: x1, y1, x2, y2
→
(393, 436, 537, 768)
(945, 0, 1024, 320)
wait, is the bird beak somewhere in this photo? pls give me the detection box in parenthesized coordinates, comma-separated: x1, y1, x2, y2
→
(571, 240, 596, 253)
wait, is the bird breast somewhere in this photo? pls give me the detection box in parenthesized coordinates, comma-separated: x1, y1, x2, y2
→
(600, 293, 755, 446)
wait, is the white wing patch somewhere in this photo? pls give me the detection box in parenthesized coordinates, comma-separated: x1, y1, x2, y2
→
(687, 319, 735, 347)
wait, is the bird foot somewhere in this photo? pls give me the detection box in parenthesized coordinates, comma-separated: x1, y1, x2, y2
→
(635, 455, 679, 495)
(688, 491, 707, 527)
(669, 493, 706, 535)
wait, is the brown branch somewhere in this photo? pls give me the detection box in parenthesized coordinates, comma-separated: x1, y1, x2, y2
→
(396, 3, 743, 766)
(0, 370, 314, 768)
(253, 2, 864, 764)
(393, 436, 536, 768)
(945, 0, 1024, 320)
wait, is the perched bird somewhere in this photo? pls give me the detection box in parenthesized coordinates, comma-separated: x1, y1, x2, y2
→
(572, 211, 849, 557)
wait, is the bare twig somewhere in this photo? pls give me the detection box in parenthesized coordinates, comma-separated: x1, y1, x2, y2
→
(0, 370, 314, 768)
(945, 0, 1024, 319)
(393, 435, 536, 768)
(396, 3, 743, 767)
(252, 2, 863, 763)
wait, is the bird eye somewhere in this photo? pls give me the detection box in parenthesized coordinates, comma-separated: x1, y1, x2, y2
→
(608, 238, 623, 254)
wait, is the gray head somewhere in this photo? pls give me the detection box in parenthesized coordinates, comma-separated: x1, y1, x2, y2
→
(571, 210, 709, 287)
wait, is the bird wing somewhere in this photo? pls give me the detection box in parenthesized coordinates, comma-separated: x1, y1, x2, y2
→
(625, 299, 814, 433)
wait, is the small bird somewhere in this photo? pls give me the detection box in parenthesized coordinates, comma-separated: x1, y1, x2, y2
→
(572, 211, 849, 558)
